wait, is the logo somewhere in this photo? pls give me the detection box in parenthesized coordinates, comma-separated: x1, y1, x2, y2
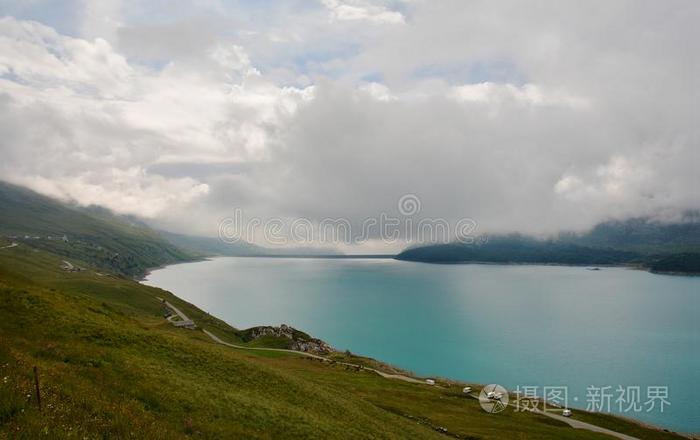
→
(479, 384, 509, 413)
(397, 193, 421, 216)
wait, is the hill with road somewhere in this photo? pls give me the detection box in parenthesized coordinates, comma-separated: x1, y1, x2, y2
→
(0, 181, 196, 278)
(0, 238, 687, 439)
(0, 181, 342, 277)
(0, 183, 689, 439)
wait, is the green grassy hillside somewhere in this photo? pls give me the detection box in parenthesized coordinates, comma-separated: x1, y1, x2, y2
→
(0, 182, 195, 277)
(0, 183, 690, 438)
(0, 243, 686, 439)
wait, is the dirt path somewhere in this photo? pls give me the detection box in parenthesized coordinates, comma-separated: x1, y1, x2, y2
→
(169, 300, 643, 439)
(531, 408, 639, 440)
(463, 392, 640, 440)
(203, 329, 327, 359)
(0, 242, 18, 249)
(202, 329, 423, 383)
(157, 297, 197, 328)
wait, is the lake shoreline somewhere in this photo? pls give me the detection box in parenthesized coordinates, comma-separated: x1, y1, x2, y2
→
(143, 257, 699, 434)
(167, 253, 700, 277)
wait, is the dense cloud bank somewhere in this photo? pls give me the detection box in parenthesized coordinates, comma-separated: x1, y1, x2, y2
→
(0, 1, 697, 249)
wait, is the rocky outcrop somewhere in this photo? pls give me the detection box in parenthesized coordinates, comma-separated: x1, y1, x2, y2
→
(244, 324, 334, 354)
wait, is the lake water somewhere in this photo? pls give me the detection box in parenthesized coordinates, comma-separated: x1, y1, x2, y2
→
(143, 257, 699, 433)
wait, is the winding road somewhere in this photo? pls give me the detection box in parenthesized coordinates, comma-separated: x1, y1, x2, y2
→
(530, 408, 639, 440)
(158, 297, 421, 382)
(202, 329, 422, 383)
(158, 298, 197, 328)
(161, 297, 653, 439)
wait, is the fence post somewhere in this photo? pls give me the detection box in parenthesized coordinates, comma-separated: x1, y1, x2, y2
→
(33, 366, 42, 412)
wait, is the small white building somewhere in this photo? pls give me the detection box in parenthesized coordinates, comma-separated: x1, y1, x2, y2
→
(173, 319, 197, 329)
(462, 386, 472, 394)
(562, 409, 572, 417)
(425, 379, 435, 385)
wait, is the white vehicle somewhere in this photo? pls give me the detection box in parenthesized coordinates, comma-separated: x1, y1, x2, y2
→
(462, 386, 472, 394)
(425, 379, 435, 385)
(486, 391, 503, 400)
(562, 409, 572, 417)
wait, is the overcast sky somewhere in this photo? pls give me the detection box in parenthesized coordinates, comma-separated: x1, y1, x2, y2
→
(0, 1, 698, 250)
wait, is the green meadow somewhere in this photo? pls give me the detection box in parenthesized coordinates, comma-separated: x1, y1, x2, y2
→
(0, 243, 685, 439)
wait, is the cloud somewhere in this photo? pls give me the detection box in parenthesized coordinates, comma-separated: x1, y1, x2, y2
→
(0, 16, 311, 219)
(80, 0, 122, 42)
(451, 82, 589, 109)
(0, 1, 697, 247)
(0, 17, 132, 97)
(16, 170, 209, 218)
(322, 0, 405, 24)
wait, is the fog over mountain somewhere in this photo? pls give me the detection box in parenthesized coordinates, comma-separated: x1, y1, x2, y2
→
(0, 1, 698, 250)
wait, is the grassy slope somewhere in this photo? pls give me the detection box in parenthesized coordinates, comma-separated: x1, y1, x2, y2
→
(0, 181, 194, 277)
(0, 246, 687, 439)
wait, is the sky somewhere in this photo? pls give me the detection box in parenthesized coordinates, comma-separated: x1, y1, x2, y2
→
(0, 0, 698, 251)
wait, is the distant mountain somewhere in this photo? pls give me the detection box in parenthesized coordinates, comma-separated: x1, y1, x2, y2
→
(396, 218, 700, 274)
(396, 235, 639, 265)
(646, 253, 700, 274)
(0, 181, 195, 277)
(0, 181, 345, 278)
(161, 230, 343, 257)
(559, 214, 700, 254)
(160, 231, 265, 257)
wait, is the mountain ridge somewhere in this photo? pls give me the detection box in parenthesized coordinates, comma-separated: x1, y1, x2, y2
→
(396, 218, 700, 274)
(0, 181, 343, 277)
(0, 181, 195, 277)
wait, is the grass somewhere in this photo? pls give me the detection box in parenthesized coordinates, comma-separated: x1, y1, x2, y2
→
(0, 244, 689, 439)
(0, 181, 195, 278)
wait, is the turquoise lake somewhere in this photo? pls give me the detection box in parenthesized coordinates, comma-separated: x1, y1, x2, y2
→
(143, 257, 699, 433)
